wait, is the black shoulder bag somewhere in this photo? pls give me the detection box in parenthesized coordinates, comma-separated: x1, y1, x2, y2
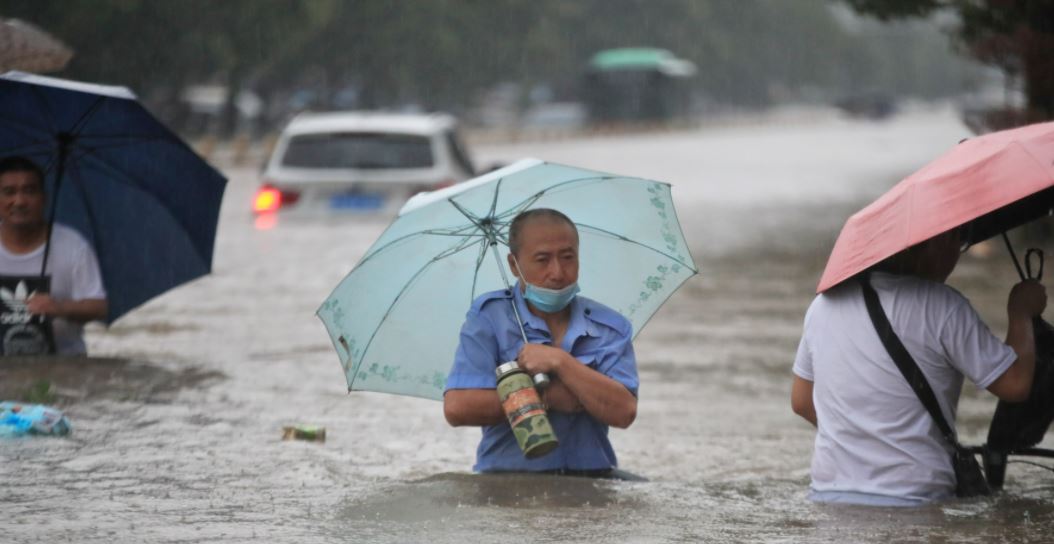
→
(859, 274, 990, 498)
(985, 248, 1054, 489)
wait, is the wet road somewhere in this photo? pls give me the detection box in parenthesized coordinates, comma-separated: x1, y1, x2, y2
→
(3, 105, 1054, 543)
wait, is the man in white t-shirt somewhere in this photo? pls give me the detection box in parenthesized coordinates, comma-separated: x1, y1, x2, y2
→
(0, 156, 107, 355)
(791, 228, 1046, 505)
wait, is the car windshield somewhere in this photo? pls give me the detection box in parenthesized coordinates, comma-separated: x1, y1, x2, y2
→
(281, 132, 434, 169)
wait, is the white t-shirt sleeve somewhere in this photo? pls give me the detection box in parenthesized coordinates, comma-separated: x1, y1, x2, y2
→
(939, 296, 1016, 389)
(793, 300, 816, 381)
(71, 239, 106, 301)
(793, 335, 814, 381)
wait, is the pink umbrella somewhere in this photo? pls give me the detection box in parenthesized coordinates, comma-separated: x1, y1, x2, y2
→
(818, 121, 1054, 293)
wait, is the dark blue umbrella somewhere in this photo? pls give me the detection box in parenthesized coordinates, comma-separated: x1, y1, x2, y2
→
(0, 71, 226, 322)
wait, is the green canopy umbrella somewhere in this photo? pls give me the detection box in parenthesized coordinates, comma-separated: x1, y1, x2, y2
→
(317, 158, 697, 400)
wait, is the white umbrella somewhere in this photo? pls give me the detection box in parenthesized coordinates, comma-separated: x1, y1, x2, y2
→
(0, 19, 73, 73)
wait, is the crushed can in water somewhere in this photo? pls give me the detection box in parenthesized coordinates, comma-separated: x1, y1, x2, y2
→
(495, 362, 558, 459)
(282, 425, 326, 442)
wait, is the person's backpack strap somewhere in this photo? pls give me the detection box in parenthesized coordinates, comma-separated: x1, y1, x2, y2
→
(859, 273, 961, 448)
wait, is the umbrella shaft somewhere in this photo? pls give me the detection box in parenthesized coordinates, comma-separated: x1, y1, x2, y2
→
(490, 242, 529, 344)
(1002, 232, 1027, 281)
(39, 138, 69, 286)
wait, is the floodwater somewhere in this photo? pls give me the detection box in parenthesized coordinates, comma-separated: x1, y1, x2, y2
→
(3, 104, 1054, 543)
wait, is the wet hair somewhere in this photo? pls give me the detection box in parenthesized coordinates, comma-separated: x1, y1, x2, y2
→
(870, 227, 961, 278)
(507, 208, 578, 256)
(871, 246, 925, 276)
(0, 156, 45, 192)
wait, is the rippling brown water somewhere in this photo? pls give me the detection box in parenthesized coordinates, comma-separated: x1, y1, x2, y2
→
(3, 106, 1052, 543)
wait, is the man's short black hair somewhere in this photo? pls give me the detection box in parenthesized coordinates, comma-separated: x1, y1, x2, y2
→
(0, 156, 45, 191)
(508, 208, 577, 255)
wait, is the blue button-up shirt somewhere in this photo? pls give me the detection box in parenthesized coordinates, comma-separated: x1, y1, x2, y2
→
(445, 285, 638, 473)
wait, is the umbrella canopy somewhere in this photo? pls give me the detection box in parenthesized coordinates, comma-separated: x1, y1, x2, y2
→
(318, 159, 697, 400)
(0, 19, 73, 73)
(818, 121, 1054, 293)
(0, 71, 227, 322)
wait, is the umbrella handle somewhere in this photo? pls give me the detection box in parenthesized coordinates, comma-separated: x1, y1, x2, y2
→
(1026, 249, 1044, 281)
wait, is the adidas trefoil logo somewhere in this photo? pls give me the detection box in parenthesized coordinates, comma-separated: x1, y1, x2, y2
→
(0, 281, 34, 324)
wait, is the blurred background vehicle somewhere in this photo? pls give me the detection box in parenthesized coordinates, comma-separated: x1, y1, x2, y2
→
(253, 111, 476, 215)
(582, 48, 697, 124)
(833, 91, 897, 120)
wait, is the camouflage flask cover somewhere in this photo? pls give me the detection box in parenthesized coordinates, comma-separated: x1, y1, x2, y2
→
(495, 362, 559, 459)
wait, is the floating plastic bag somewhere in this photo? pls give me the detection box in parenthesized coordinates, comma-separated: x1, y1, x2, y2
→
(0, 401, 71, 437)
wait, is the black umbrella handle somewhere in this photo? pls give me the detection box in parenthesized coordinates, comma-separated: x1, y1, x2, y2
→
(1026, 248, 1044, 281)
(1002, 232, 1045, 282)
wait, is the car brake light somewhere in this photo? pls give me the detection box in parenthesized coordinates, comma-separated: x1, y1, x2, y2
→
(281, 189, 300, 205)
(253, 186, 282, 213)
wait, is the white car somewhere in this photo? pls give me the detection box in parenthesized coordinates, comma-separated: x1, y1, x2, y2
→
(253, 111, 476, 214)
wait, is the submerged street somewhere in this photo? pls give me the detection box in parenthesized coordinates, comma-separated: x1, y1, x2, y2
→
(4, 105, 1053, 543)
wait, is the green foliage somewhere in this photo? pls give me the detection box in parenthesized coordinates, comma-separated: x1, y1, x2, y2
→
(2, 1, 982, 125)
(842, 0, 943, 21)
(19, 380, 56, 404)
(845, 0, 1054, 119)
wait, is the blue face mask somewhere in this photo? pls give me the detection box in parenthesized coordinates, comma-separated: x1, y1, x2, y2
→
(510, 254, 580, 313)
(524, 281, 580, 313)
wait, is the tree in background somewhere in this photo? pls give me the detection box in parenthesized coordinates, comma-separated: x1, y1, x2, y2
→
(1, 0, 325, 136)
(845, 0, 1054, 124)
(2, 1, 987, 135)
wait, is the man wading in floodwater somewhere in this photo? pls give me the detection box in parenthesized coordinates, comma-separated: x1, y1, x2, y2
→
(443, 208, 639, 475)
(791, 228, 1046, 505)
(0, 156, 107, 355)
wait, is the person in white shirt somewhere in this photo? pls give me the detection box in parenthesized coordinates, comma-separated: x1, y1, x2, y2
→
(791, 227, 1046, 505)
(0, 156, 107, 355)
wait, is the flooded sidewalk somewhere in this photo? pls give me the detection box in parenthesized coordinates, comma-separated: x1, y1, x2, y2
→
(3, 106, 1053, 543)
